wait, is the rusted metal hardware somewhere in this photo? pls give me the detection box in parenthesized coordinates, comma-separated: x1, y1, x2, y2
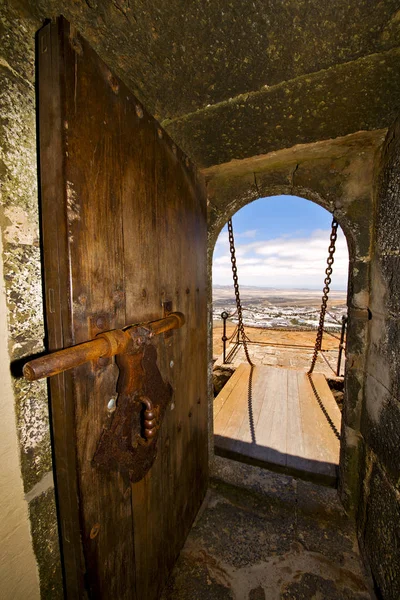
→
(141, 396, 157, 440)
(336, 315, 348, 377)
(162, 300, 174, 339)
(227, 218, 255, 444)
(92, 343, 173, 482)
(308, 218, 338, 375)
(227, 219, 253, 370)
(23, 312, 185, 381)
(221, 311, 229, 364)
(349, 307, 371, 321)
(306, 217, 341, 440)
(23, 312, 184, 482)
(23, 331, 129, 381)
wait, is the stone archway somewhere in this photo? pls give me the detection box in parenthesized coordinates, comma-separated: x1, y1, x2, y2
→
(205, 131, 385, 511)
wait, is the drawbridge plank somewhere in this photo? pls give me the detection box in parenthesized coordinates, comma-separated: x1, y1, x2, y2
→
(286, 370, 305, 472)
(214, 364, 250, 427)
(296, 372, 339, 481)
(214, 366, 341, 486)
(254, 367, 288, 466)
(310, 373, 342, 434)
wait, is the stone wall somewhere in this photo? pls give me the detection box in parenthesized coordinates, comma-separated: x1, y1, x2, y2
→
(357, 119, 400, 599)
(0, 2, 62, 597)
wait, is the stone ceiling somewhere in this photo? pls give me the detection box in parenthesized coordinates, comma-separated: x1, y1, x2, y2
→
(31, 0, 400, 168)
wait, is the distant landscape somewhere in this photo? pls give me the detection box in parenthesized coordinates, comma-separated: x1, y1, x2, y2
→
(213, 285, 347, 331)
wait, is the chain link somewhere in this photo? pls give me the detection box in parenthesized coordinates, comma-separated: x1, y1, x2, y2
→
(228, 218, 256, 443)
(228, 219, 254, 368)
(307, 217, 340, 440)
(308, 218, 338, 375)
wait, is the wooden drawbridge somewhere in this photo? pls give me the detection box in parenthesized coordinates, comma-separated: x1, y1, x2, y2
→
(214, 364, 342, 486)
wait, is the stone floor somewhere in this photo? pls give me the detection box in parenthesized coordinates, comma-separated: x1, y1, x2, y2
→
(161, 457, 375, 600)
(215, 342, 340, 378)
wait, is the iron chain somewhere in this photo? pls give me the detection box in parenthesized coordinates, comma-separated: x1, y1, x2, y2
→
(228, 218, 253, 368)
(307, 216, 340, 440)
(308, 218, 338, 374)
(228, 218, 256, 443)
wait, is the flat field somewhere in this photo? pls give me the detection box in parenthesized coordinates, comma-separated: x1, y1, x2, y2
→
(213, 285, 347, 308)
(212, 286, 347, 357)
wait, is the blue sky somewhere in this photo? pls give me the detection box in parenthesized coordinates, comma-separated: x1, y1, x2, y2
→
(213, 195, 348, 290)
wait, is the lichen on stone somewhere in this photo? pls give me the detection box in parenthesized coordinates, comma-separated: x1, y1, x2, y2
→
(29, 488, 63, 600)
(0, 0, 52, 504)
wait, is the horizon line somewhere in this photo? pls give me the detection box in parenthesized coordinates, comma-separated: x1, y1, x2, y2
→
(212, 284, 348, 291)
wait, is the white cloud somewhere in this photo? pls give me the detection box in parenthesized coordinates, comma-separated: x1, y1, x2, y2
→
(213, 228, 348, 289)
(215, 228, 258, 247)
(239, 229, 258, 238)
(214, 255, 264, 266)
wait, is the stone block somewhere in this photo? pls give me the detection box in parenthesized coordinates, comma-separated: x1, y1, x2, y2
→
(362, 375, 400, 485)
(361, 461, 400, 600)
(29, 488, 63, 600)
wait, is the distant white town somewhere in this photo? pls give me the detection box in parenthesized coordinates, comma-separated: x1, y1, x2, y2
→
(212, 286, 347, 331)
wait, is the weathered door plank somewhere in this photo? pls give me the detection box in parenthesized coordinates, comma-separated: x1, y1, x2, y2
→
(38, 20, 87, 597)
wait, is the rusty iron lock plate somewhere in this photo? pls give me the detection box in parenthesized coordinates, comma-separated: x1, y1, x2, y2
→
(92, 344, 172, 483)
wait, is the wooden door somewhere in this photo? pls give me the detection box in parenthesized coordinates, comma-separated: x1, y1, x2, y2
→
(38, 17, 208, 599)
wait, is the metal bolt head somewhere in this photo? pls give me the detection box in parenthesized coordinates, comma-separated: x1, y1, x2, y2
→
(96, 316, 106, 329)
(113, 290, 124, 303)
(170, 360, 174, 368)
